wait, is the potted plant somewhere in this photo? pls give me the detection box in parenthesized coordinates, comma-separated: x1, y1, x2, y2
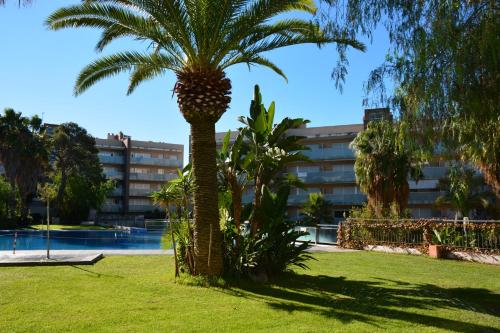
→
(429, 229, 448, 259)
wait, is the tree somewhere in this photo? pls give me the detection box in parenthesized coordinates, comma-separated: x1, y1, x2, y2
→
(54, 172, 114, 223)
(319, 0, 499, 198)
(51, 122, 103, 212)
(350, 120, 424, 217)
(46, 0, 364, 276)
(435, 165, 493, 220)
(239, 85, 309, 234)
(0, 108, 48, 224)
(300, 193, 332, 226)
(0, 176, 15, 223)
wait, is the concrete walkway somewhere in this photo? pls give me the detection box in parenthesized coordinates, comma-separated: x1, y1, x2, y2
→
(0, 249, 173, 258)
(0, 252, 104, 267)
(307, 244, 358, 253)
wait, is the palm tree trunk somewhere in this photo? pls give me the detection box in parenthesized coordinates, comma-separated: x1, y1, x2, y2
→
(190, 120, 223, 276)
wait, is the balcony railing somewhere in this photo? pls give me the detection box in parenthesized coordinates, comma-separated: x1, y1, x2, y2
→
(302, 148, 355, 161)
(129, 204, 156, 212)
(129, 188, 155, 196)
(100, 204, 122, 213)
(244, 191, 442, 206)
(130, 156, 182, 168)
(99, 155, 125, 164)
(109, 188, 123, 197)
(104, 170, 124, 180)
(129, 172, 177, 182)
(408, 191, 443, 204)
(421, 166, 448, 180)
(290, 170, 356, 184)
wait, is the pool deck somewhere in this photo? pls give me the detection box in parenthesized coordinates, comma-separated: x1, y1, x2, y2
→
(0, 252, 105, 267)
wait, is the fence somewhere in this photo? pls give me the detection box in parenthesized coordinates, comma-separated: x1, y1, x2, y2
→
(338, 218, 500, 254)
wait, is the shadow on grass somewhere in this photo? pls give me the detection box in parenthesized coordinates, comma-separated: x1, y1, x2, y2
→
(222, 273, 500, 333)
(70, 265, 124, 279)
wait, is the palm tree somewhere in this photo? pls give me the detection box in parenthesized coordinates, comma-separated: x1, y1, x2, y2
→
(351, 120, 424, 217)
(300, 193, 332, 226)
(435, 166, 492, 220)
(46, 0, 364, 276)
(0, 108, 48, 224)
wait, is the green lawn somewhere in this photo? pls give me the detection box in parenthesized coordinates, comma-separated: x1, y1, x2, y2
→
(0, 252, 499, 333)
(28, 224, 112, 231)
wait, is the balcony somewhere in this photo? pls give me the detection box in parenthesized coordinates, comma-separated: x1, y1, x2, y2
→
(109, 187, 123, 197)
(291, 171, 356, 184)
(408, 191, 443, 205)
(104, 170, 124, 180)
(422, 166, 448, 180)
(100, 204, 122, 213)
(302, 148, 355, 161)
(129, 188, 155, 196)
(129, 204, 156, 212)
(99, 155, 125, 164)
(129, 172, 177, 182)
(243, 193, 366, 206)
(130, 156, 182, 168)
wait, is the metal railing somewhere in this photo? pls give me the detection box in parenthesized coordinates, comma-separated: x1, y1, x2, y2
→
(296, 224, 339, 244)
(99, 155, 125, 164)
(130, 156, 182, 168)
(129, 172, 177, 182)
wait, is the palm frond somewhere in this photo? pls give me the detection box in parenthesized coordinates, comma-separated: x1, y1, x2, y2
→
(75, 52, 181, 95)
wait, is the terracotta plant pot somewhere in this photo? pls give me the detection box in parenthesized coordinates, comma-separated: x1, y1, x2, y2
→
(428, 244, 446, 259)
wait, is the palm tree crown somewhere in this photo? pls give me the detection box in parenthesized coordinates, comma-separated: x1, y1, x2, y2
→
(46, 0, 363, 99)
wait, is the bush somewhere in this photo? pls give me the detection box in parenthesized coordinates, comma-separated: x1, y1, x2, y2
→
(223, 185, 314, 281)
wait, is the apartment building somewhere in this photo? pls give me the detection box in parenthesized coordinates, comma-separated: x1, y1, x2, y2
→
(215, 108, 448, 223)
(97, 132, 183, 214)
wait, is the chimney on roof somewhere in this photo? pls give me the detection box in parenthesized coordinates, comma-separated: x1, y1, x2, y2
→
(363, 108, 393, 128)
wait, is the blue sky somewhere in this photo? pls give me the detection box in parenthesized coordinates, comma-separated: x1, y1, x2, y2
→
(0, 1, 391, 162)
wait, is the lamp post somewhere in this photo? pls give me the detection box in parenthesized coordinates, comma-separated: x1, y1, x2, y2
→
(46, 198, 50, 259)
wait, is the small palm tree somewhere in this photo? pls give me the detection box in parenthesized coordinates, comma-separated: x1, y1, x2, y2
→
(300, 193, 332, 226)
(435, 166, 491, 220)
(46, 0, 364, 276)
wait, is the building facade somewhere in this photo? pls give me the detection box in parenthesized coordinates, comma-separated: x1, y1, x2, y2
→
(215, 108, 448, 223)
(97, 132, 183, 214)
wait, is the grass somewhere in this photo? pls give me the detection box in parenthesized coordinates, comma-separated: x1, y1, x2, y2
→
(0, 252, 499, 333)
(27, 224, 112, 231)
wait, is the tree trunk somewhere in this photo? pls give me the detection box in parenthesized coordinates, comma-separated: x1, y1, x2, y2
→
(190, 120, 223, 276)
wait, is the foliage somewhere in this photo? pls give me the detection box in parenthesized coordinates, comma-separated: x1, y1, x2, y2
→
(339, 219, 500, 254)
(350, 120, 425, 217)
(0, 108, 48, 223)
(435, 165, 494, 219)
(52, 172, 114, 223)
(300, 193, 333, 226)
(46, 1, 364, 96)
(239, 85, 310, 233)
(223, 185, 313, 280)
(50, 122, 103, 210)
(319, 0, 500, 197)
(349, 202, 410, 220)
(153, 164, 195, 274)
(0, 176, 15, 223)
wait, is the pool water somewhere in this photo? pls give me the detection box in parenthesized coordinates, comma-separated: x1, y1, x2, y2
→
(0, 229, 165, 251)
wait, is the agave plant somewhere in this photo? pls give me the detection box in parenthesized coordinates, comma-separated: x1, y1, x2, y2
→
(46, 0, 364, 276)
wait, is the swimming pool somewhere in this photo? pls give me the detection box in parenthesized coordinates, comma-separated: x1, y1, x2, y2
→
(0, 229, 165, 251)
